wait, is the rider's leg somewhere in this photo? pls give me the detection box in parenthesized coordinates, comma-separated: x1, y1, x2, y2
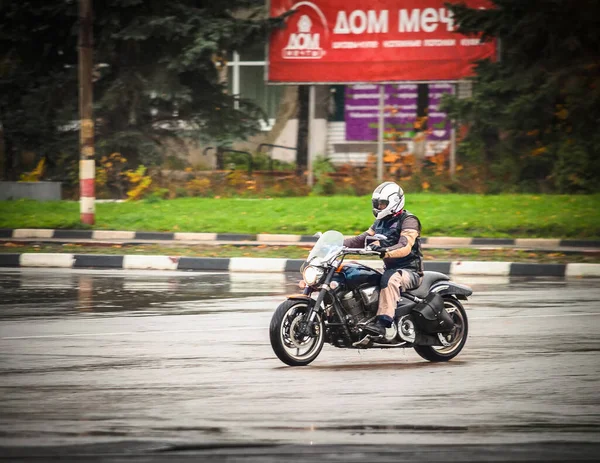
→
(377, 269, 422, 321)
(363, 269, 402, 336)
(362, 269, 422, 339)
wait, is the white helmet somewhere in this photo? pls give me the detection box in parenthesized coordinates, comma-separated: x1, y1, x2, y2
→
(371, 182, 405, 219)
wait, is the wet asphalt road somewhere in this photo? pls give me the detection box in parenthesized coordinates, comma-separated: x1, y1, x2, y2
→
(0, 268, 599, 461)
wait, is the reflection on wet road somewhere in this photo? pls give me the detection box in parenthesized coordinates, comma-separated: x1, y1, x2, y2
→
(0, 269, 599, 452)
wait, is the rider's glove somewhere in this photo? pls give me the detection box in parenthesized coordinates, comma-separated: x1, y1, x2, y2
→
(367, 245, 387, 258)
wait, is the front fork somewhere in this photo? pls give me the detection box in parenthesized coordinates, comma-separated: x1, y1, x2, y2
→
(298, 266, 337, 337)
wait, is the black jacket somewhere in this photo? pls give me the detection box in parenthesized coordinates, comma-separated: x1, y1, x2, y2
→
(372, 211, 423, 274)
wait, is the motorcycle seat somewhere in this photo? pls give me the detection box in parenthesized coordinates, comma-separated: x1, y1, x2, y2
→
(406, 271, 450, 298)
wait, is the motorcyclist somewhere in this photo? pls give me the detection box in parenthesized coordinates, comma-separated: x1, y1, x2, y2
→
(343, 181, 424, 340)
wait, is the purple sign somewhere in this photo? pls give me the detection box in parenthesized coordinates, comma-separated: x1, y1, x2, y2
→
(344, 84, 418, 142)
(427, 83, 453, 141)
(344, 83, 453, 142)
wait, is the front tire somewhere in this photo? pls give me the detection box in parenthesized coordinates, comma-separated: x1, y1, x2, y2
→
(269, 299, 324, 366)
(413, 297, 468, 362)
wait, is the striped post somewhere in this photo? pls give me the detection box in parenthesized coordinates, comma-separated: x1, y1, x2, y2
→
(79, 0, 94, 225)
(80, 155, 95, 224)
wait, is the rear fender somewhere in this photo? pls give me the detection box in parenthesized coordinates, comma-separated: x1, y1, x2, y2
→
(430, 281, 473, 300)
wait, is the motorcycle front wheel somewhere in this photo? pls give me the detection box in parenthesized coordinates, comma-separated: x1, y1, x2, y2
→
(413, 296, 468, 362)
(269, 299, 324, 366)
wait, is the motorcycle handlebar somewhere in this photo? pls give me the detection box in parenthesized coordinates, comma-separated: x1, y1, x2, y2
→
(342, 247, 381, 256)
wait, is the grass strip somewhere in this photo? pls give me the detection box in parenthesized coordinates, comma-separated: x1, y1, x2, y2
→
(0, 194, 599, 239)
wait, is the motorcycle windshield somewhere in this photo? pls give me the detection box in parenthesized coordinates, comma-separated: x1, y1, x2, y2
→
(307, 230, 344, 263)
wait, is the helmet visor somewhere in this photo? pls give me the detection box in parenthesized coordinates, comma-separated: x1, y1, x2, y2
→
(372, 199, 389, 210)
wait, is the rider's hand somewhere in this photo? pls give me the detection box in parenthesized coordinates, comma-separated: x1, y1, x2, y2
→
(367, 244, 387, 258)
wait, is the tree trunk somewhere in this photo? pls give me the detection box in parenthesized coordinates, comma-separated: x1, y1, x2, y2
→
(413, 84, 429, 173)
(295, 85, 309, 177)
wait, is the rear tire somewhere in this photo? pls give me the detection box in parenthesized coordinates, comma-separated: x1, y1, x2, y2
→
(269, 299, 324, 366)
(413, 297, 468, 362)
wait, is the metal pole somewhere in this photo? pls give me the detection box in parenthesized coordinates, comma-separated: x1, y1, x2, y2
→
(377, 84, 384, 183)
(79, 0, 95, 225)
(307, 85, 315, 187)
(233, 51, 240, 110)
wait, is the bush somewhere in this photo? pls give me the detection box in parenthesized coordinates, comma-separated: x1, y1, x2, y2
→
(311, 156, 336, 196)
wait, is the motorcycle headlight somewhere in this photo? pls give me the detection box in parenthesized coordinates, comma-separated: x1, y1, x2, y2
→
(303, 265, 325, 286)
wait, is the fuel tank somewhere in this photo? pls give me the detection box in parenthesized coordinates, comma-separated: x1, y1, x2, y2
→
(335, 262, 382, 291)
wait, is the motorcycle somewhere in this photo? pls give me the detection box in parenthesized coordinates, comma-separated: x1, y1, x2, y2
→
(269, 230, 472, 366)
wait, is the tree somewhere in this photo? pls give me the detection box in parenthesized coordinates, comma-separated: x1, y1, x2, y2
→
(443, 0, 600, 193)
(0, 1, 79, 180)
(0, 0, 282, 180)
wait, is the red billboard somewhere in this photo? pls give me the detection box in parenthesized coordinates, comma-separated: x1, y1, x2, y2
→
(267, 0, 496, 83)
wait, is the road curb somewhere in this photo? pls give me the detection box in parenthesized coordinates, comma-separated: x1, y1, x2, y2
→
(1, 228, 599, 249)
(1, 253, 599, 277)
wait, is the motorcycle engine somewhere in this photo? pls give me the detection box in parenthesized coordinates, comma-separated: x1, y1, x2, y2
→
(339, 286, 379, 324)
(340, 290, 363, 317)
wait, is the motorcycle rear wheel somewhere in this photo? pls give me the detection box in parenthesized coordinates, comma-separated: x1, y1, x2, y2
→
(413, 297, 468, 362)
(269, 300, 324, 366)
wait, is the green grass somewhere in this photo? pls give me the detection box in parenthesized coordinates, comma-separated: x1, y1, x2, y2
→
(1, 194, 599, 239)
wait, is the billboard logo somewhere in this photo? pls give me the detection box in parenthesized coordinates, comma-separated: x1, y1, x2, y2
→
(283, 3, 327, 59)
